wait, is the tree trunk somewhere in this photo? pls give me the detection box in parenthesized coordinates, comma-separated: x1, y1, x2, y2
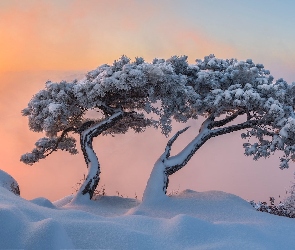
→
(71, 111, 123, 204)
(142, 119, 213, 203)
(142, 111, 256, 203)
(142, 158, 169, 204)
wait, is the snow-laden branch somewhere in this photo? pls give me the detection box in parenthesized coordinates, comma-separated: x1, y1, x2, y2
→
(162, 126, 190, 160)
(164, 117, 267, 176)
(43, 126, 77, 157)
(211, 119, 261, 137)
(164, 115, 215, 175)
(20, 135, 78, 165)
(209, 109, 245, 129)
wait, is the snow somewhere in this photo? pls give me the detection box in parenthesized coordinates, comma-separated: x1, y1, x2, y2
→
(30, 197, 56, 209)
(1, 187, 295, 249)
(48, 103, 61, 114)
(234, 88, 244, 98)
(0, 169, 20, 195)
(279, 127, 289, 138)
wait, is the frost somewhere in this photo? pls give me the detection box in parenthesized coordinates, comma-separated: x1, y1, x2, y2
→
(48, 103, 61, 114)
(279, 127, 288, 138)
(235, 88, 244, 98)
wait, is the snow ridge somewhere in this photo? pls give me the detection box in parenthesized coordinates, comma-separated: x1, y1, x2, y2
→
(1, 187, 295, 249)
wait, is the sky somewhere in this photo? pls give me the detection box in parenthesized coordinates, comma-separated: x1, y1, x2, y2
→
(1, 0, 295, 202)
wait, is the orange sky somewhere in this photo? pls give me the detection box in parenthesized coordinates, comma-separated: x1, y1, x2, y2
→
(1, 0, 295, 202)
(0, 0, 241, 72)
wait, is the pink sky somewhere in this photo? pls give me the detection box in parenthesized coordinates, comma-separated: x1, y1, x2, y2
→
(1, 0, 295, 202)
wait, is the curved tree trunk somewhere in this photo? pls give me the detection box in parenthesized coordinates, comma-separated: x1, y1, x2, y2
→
(71, 111, 123, 204)
(142, 126, 211, 203)
(142, 110, 260, 203)
(142, 159, 169, 204)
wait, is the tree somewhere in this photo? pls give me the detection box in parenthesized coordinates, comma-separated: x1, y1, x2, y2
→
(142, 55, 295, 203)
(23, 54, 295, 203)
(21, 56, 196, 202)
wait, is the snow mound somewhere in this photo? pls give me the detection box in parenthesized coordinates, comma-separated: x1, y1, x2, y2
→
(25, 218, 74, 249)
(130, 189, 253, 222)
(53, 194, 74, 207)
(1, 186, 295, 249)
(65, 195, 140, 217)
(0, 169, 20, 195)
(30, 197, 56, 209)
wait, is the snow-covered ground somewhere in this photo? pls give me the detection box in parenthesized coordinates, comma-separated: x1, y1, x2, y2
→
(1, 186, 295, 249)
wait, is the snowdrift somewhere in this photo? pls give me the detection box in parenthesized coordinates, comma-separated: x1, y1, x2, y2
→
(1, 187, 295, 249)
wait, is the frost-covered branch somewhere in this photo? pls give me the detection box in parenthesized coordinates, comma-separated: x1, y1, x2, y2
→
(211, 119, 262, 137)
(210, 109, 245, 129)
(162, 126, 190, 159)
(99, 103, 121, 116)
(44, 126, 77, 157)
(164, 118, 265, 176)
(164, 115, 215, 176)
(20, 136, 78, 165)
(198, 113, 215, 133)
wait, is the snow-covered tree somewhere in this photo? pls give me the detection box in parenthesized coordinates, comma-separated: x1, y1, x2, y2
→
(143, 55, 295, 202)
(21, 56, 196, 202)
(22, 54, 295, 203)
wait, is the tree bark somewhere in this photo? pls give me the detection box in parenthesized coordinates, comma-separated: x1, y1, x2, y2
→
(71, 111, 123, 203)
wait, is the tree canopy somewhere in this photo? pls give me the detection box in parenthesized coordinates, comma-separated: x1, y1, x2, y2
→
(21, 56, 199, 164)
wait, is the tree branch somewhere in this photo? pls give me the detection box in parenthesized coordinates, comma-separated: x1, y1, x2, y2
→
(44, 126, 77, 157)
(199, 112, 215, 132)
(99, 103, 122, 116)
(246, 110, 252, 121)
(77, 120, 96, 133)
(165, 117, 266, 176)
(165, 115, 215, 175)
(211, 119, 262, 137)
(255, 126, 277, 137)
(209, 109, 245, 129)
(162, 126, 190, 160)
